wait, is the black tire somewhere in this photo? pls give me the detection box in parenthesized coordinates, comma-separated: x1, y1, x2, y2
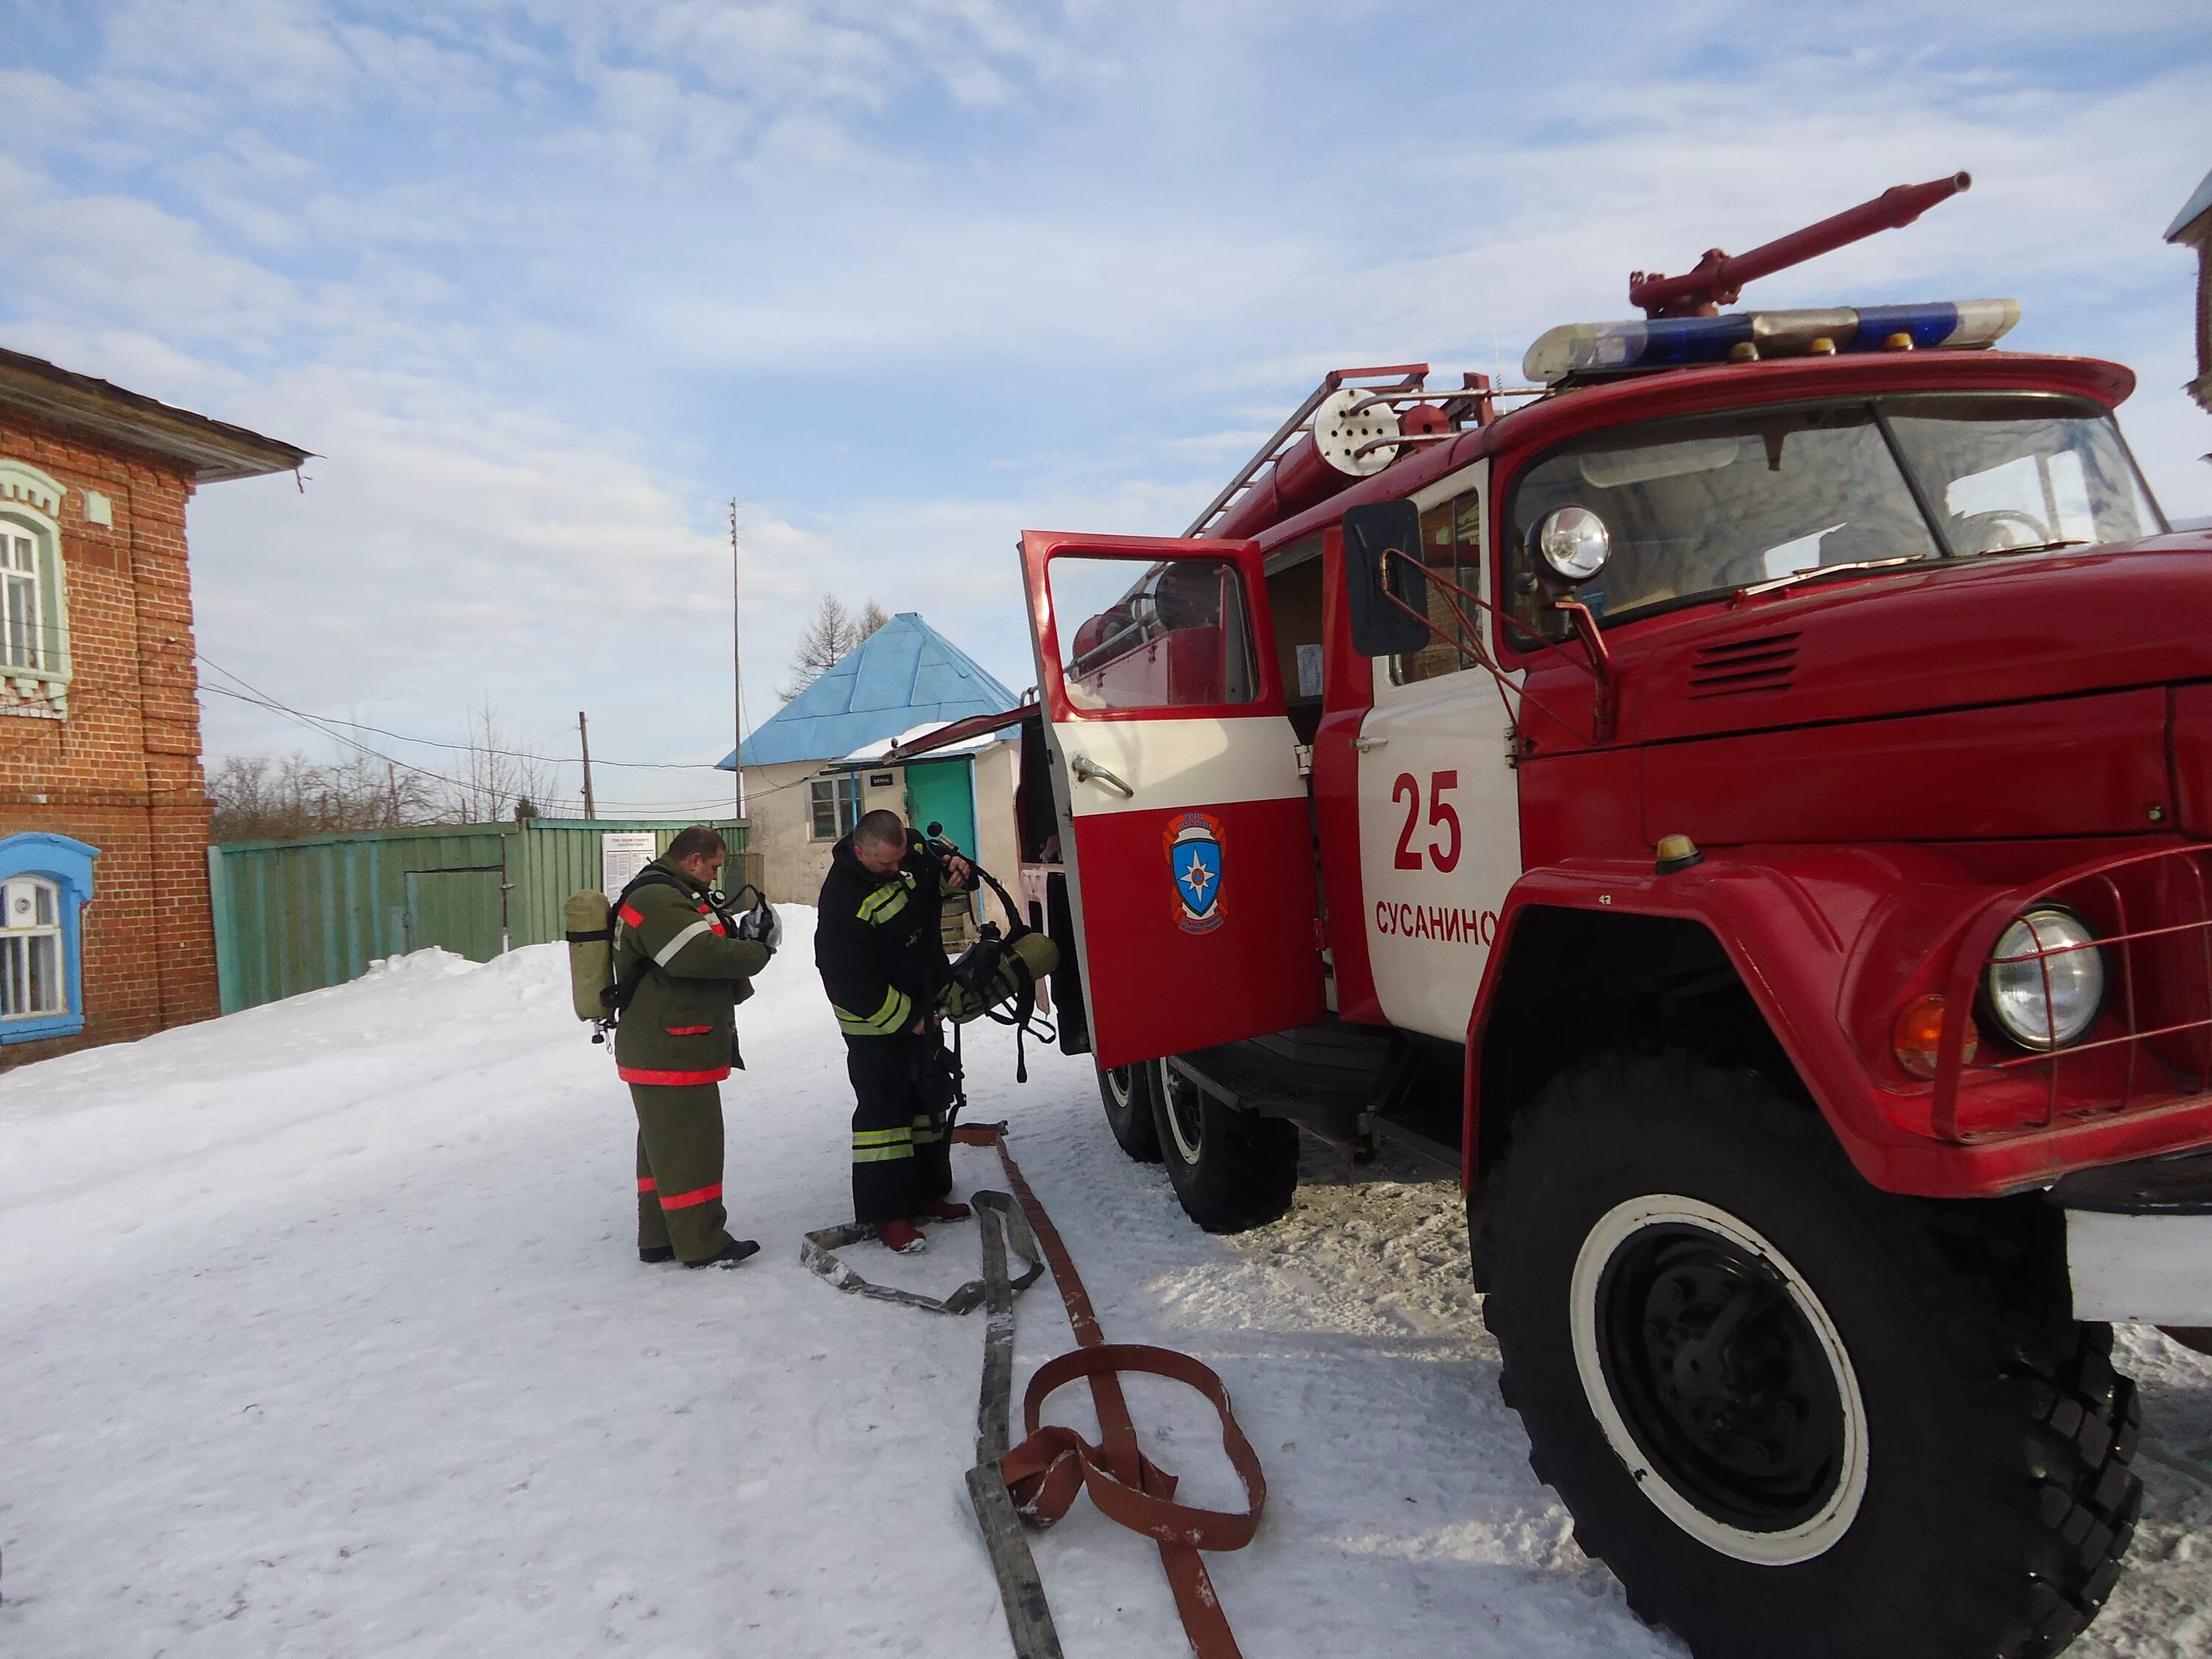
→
(1479, 1048, 2141, 1659)
(1096, 1061, 1161, 1161)
(1150, 1057, 1298, 1233)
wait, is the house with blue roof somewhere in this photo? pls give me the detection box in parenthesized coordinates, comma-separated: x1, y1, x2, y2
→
(717, 612, 1025, 901)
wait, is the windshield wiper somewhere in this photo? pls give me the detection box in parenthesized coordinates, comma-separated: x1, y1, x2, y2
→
(1969, 538, 2088, 558)
(1735, 554, 1925, 602)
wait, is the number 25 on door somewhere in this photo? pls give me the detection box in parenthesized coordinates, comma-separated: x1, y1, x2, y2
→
(1391, 771, 1461, 872)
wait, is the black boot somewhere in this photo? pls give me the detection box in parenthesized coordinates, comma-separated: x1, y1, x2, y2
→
(639, 1245, 676, 1264)
(684, 1237, 761, 1270)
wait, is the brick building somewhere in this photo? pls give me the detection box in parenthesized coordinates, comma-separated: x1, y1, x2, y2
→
(0, 347, 306, 1068)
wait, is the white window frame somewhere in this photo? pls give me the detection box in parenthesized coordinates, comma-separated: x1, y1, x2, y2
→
(2, 521, 45, 672)
(1, 874, 66, 1020)
(0, 461, 72, 718)
(808, 773, 863, 841)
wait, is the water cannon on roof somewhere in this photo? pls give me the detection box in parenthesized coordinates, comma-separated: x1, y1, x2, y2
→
(1526, 170, 2020, 385)
(1627, 171, 1972, 318)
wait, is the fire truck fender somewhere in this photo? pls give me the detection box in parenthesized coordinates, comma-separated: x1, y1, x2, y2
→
(1461, 845, 1997, 1201)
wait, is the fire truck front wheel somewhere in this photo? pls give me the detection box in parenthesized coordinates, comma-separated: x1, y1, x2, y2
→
(1479, 1048, 2141, 1659)
(1150, 1057, 1298, 1233)
(1095, 1062, 1162, 1161)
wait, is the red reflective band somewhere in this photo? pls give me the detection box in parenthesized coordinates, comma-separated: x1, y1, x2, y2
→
(709, 920, 727, 935)
(618, 1065, 732, 1085)
(665, 1025, 713, 1036)
(619, 903, 644, 927)
(636, 1176, 658, 1193)
(659, 1182, 723, 1210)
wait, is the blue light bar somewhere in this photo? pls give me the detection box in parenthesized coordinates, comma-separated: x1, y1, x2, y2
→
(1523, 299, 2021, 386)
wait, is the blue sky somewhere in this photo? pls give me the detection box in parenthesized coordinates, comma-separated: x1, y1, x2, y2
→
(2, 0, 2208, 815)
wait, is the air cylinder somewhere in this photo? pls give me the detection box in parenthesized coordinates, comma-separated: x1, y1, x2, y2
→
(565, 888, 613, 1022)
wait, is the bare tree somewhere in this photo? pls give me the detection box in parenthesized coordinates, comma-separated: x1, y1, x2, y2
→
(207, 751, 437, 843)
(441, 702, 560, 825)
(779, 594, 891, 700)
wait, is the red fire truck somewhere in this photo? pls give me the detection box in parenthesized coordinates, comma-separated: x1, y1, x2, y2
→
(897, 177, 2205, 1657)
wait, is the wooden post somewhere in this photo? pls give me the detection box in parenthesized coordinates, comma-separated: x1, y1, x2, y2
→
(731, 498, 746, 825)
(577, 710, 597, 821)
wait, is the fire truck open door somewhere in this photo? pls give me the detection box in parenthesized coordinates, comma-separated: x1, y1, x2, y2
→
(1020, 530, 1326, 1069)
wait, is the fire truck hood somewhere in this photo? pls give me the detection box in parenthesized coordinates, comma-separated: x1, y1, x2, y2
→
(1627, 531, 2212, 745)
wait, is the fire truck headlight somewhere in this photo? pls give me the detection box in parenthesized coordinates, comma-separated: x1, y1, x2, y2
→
(1534, 507, 1611, 583)
(1983, 906, 2106, 1051)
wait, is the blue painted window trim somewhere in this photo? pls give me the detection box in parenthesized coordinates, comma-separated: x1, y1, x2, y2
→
(0, 831, 97, 1042)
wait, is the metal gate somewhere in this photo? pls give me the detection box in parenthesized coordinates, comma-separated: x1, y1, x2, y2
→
(402, 866, 507, 961)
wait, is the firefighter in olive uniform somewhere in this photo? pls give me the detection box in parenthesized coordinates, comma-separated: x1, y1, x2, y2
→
(814, 809, 974, 1254)
(613, 826, 776, 1268)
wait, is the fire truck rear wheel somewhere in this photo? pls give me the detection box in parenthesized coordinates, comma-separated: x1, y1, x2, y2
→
(1150, 1057, 1298, 1233)
(1479, 1048, 2141, 1659)
(1096, 1062, 1162, 1161)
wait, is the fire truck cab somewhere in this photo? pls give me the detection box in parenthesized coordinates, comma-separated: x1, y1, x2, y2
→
(897, 183, 2209, 1658)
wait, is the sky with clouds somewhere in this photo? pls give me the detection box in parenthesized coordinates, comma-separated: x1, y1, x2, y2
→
(1, 0, 2208, 816)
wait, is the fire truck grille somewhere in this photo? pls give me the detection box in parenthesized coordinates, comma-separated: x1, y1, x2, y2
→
(1934, 843, 2212, 1141)
(1687, 633, 1800, 698)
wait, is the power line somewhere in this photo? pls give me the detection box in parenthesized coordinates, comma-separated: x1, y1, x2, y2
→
(191, 653, 815, 816)
(198, 681, 482, 796)
(193, 656, 728, 771)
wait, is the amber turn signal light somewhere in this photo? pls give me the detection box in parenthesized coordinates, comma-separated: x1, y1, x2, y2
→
(1893, 992, 1977, 1079)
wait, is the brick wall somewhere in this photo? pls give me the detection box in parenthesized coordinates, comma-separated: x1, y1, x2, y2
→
(0, 408, 218, 1068)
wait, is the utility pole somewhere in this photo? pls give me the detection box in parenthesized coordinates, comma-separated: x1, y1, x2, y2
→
(577, 710, 597, 821)
(731, 498, 745, 827)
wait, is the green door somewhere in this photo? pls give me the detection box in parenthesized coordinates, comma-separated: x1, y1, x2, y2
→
(905, 758, 977, 858)
(403, 867, 507, 961)
(906, 757, 978, 936)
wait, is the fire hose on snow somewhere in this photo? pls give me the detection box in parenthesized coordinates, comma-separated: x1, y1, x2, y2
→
(801, 1121, 1267, 1659)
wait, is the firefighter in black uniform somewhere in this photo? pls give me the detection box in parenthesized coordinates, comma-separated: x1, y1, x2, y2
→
(814, 809, 974, 1254)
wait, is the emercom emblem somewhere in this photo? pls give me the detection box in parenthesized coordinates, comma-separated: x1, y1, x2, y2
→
(1164, 811, 1225, 935)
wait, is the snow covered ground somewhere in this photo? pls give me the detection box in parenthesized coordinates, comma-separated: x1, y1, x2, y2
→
(3, 905, 2211, 1658)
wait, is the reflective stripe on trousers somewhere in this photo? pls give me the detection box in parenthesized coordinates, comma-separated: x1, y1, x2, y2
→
(853, 1125, 914, 1164)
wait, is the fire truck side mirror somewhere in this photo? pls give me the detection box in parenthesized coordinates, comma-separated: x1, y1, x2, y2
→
(1342, 501, 1431, 658)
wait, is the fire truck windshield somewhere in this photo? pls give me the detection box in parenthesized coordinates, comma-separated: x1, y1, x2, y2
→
(1504, 395, 2163, 640)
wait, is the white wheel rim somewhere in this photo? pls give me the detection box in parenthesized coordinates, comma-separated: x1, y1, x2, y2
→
(1105, 1066, 1132, 1109)
(1158, 1060, 1203, 1164)
(1568, 1194, 1870, 1565)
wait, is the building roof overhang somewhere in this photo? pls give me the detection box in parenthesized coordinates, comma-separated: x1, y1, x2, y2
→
(0, 346, 310, 482)
(2167, 167, 2212, 244)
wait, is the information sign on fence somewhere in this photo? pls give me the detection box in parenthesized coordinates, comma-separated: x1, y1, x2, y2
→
(600, 832, 658, 897)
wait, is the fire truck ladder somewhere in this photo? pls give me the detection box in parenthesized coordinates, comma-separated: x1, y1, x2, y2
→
(1182, 364, 1512, 539)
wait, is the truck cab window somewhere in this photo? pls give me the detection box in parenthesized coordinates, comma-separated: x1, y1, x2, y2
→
(1392, 491, 1481, 685)
(1051, 555, 1258, 712)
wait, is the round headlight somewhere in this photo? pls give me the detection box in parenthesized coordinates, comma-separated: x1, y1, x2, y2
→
(1983, 906, 2106, 1051)
(1534, 506, 1611, 583)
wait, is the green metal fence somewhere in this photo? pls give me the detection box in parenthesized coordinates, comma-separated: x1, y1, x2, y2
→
(208, 819, 757, 1014)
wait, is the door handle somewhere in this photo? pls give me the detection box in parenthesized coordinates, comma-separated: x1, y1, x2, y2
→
(1352, 734, 1389, 751)
(1069, 755, 1135, 798)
